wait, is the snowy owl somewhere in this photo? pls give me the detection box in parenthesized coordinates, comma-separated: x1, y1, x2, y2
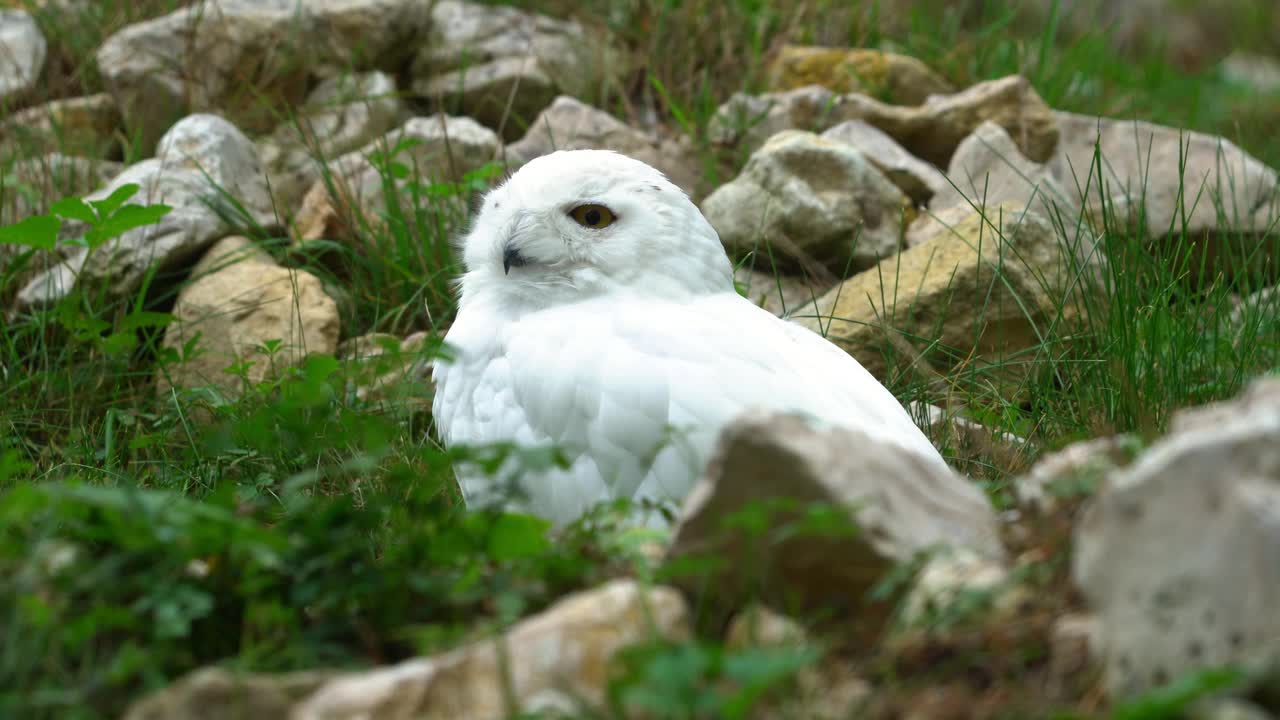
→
(430, 149, 949, 527)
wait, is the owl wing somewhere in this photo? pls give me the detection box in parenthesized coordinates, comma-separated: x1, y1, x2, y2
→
(432, 290, 947, 525)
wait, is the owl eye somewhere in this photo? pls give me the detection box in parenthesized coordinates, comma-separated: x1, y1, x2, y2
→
(568, 204, 616, 229)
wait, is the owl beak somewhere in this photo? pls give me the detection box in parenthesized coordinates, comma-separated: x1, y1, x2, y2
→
(502, 243, 527, 275)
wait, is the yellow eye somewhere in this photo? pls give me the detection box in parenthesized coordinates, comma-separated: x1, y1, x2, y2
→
(568, 204, 616, 229)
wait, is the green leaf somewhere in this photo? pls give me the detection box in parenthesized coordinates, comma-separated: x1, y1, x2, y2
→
(88, 183, 141, 218)
(486, 513, 551, 561)
(119, 311, 176, 331)
(0, 214, 60, 250)
(50, 196, 99, 224)
(85, 203, 173, 248)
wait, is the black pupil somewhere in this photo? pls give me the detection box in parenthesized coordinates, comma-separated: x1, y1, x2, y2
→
(584, 208, 602, 226)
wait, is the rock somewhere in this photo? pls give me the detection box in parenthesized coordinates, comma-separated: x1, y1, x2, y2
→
(0, 93, 120, 158)
(122, 667, 337, 720)
(1, 152, 121, 225)
(1072, 376, 1280, 699)
(664, 410, 1005, 621)
(793, 204, 1101, 391)
(292, 579, 688, 720)
(1221, 52, 1280, 95)
(908, 401, 1032, 474)
(931, 121, 1078, 224)
(709, 75, 1058, 168)
(1187, 698, 1278, 720)
(725, 604, 809, 650)
(410, 0, 629, 140)
(733, 265, 834, 319)
(1049, 111, 1280, 273)
(1231, 286, 1280, 329)
(766, 44, 953, 105)
(158, 236, 339, 399)
(1014, 434, 1140, 514)
(821, 119, 949, 204)
(0, 10, 46, 106)
(259, 72, 407, 210)
(338, 330, 433, 410)
(701, 130, 909, 276)
(95, 0, 431, 150)
(16, 114, 275, 309)
(898, 545, 1028, 629)
(292, 114, 499, 248)
(504, 96, 700, 196)
(903, 204, 974, 249)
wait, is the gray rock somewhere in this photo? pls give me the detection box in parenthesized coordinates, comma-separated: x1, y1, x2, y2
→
(708, 75, 1059, 168)
(504, 95, 700, 196)
(259, 71, 407, 210)
(701, 129, 909, 276)
(1050, 111, 1280, 245)
(95, 0, 431, 150)
(665, 410, 1005, 618)
(409, 0, 629, 140)
(122, 667, 338, 720)
(1072, 375, 1280, 699)
(933, 120, 1079, 223)
(821, 119, 949, 204)
(0, 10, 46, 106)
(1, 93, 121, 159)
(291, 114, 500, 245)
(16, 114, 275, 309)
(1221, 52, 1280, 95)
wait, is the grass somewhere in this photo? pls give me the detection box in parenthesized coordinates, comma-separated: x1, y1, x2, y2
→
(2, 0, 1280, 718)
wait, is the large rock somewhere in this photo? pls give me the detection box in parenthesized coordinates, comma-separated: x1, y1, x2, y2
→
(259, 71, 407, 210)
(926, 120, 1078, 231)
(292, 579, 688, 719)
(95, 0, 431, 150)
(733, 264, 834, 319)
(766, 44, 953, 105)
(792, 204, 1102, 391)
(709, 75, 1058, 168)
(410, 1, 629, 140)
(16, 114, 275, 309)
(0, 10, 46, 106)
(158, 236, 339, 399)
(701, 130, 909, 276)
(1073, 376, 1280, 699)
(1050, 111, 1280, 279)
(123, 668, 337, 720)
(822, 119, 949, 204)
(665, 410, 1005, 622)
(504, 95, 700, 196)
(0, 93, 120, 159)
(292, 114, 499, 247)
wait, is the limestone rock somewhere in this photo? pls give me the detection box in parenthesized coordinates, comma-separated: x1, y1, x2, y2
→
(0, 10, 46, 106)
(1072, 376, 1280, 698)
(410, 1, 629, 140)
(159, 236, 339, 398)
(122, 667, 337, 720)
(932, 120, 1078, 223)
(767, 44, 953, 105)
(822, 119, 949, 204)
(701, 130, 909, 276)
(733, 265, 833, 319)
(908, 401, 1032, 474)
(793, 204, 1101, 391)
(292, 114, 499, 247)
(95, 0, 431, 150)
(259, 72, 407, 210)
(665, 410, 1005, 620)
(898, 545, 1029, 630)
(17, 114, 276, 309)
(725, 604, 809, 650)
(1221, 52, 1280, 95)
(1050, 111, 1280, 254)
(709, 75, 1058, 168)
(1, 93, 120, 158)
(504, 96, 700, 196)
(293, 579, 689, 720)
(1014, 434, 1140, 515)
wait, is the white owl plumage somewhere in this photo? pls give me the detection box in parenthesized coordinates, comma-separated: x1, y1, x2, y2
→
(430, 149, 949, 527)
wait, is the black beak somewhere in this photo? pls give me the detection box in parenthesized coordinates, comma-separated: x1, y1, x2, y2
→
(502, 244, 527, 275)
